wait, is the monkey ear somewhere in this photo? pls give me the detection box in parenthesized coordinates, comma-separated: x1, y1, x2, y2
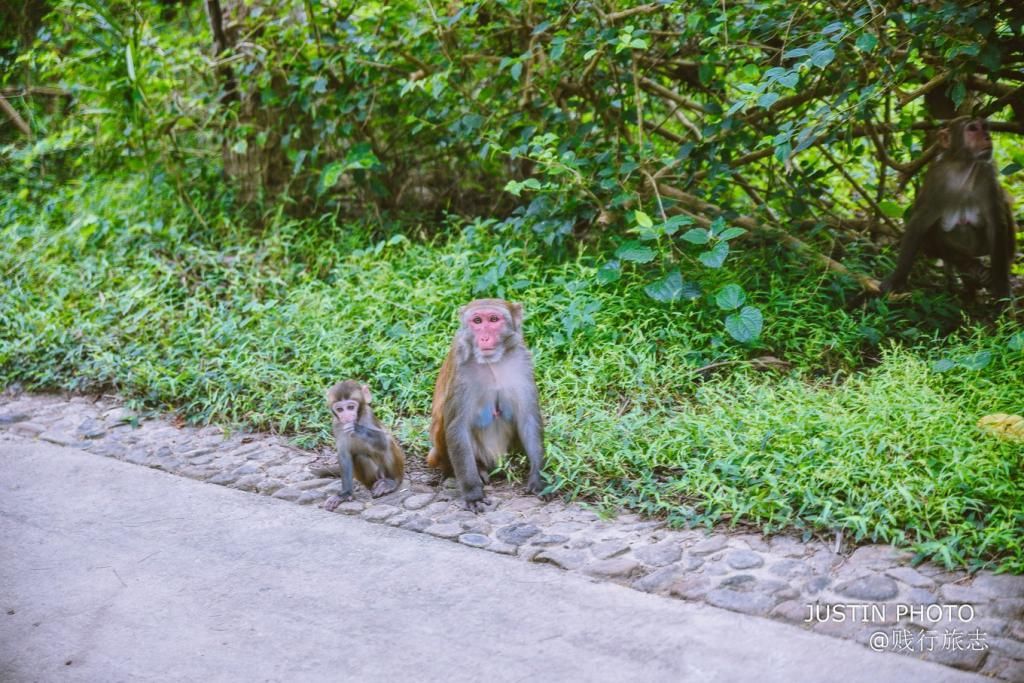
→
(507, 301, 524, 331)
(360, 384, 373, 405)
(938, 127, 951, 150)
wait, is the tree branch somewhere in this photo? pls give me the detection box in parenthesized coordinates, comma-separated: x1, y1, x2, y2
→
(602, 4, 664, 22)
(656, 182, 881, 293)
(204, 0, 239, 104)
(638, 77, 711, 114)
(897, 71, 950, 106)
(0, 95, 31, 137)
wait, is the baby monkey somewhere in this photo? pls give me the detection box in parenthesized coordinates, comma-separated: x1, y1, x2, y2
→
(323, 380, 405, 512)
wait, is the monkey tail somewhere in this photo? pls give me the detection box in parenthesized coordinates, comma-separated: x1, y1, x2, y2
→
(428, 344, 456, 476)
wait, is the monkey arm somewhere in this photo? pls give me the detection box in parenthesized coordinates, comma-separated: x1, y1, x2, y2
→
(443, 410, 485, 503)
(514, 396, 545, 495)
(882, 206, 942, 293)
(335, 442, 355, 499)
(984, 189, 1014, 300)
(350, 423, 390, 454)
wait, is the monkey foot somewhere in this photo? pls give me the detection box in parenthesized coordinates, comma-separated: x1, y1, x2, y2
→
(323, 494, 352, 512)
(370, 478, 399, 498)
(461, 497, 493, 514)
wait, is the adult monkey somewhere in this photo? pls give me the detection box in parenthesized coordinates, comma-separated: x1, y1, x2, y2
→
(323, 380, 405, 512)
(428, 298, 545, 512)
(880, 117, 1016, 304)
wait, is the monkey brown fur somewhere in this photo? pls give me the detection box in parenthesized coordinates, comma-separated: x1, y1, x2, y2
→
(323, 380, 405, 512)
(428, 299, 545, 512)
(881, 117, 1016, 305)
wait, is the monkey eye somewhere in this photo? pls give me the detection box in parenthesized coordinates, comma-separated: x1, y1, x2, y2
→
(967, 124, 978, 131)
(472, 316, 482, 324)
(489, 315, 499, 323)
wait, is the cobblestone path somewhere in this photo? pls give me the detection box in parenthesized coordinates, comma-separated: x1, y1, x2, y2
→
(2, 391, 1021, 680)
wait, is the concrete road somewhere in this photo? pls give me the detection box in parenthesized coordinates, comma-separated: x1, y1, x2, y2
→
(0, 443, 981, 682)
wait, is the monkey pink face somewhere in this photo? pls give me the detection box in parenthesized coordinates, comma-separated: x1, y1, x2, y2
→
(963, 120, 992, 159)
(466, 307, 508, 354)
(333, 399, 359, 425)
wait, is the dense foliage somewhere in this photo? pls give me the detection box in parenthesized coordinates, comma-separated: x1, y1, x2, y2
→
(2, 1, 1022, 571)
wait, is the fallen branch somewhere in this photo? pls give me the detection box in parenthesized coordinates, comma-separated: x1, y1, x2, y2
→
(1, 86, 72, 98)
(0, 95, 31, 137)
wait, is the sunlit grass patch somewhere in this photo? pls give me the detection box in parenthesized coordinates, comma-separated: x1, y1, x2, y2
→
(1, 177, 1021, 571)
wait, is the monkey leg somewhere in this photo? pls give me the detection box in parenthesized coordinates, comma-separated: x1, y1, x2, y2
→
(939, 250, 984, 301)
(354, 454, 381, 488)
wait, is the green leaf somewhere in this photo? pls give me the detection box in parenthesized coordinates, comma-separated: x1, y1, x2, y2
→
(231, 139, 248, 155)
(320, 161, 344, 190)
(774, 141, 792, 162)
(778, 72, 799, 89)
(950, 81, 966, 110)
(634, 210, 654, 229)
(343, 143, 380, 170)
(596, 260, 621, 285)
(958, 351, 992, 371)
(699, 241, 729, 268)
(615, 241, 656, 263)
(1009, 332, 1024, 352)
(718, 227, 747, 241)
(725, 306, 763, 343)
(125, 44, 136, 82)
(726, 100, 746, 117)
(681, 228, 710, 245)
(810, 48, 835, 69)
(878, 201, 904, 218)
(663, 215, 692, 235)
(715, 284, 745, 310)
(645, 270, 700, 303)
(931, 358, 956, 373)
(855, 33, 878, 52)
(503, 179, 524, 197)
(550, 36, 566, 60)
(758, 92, 780, 109)
(1001, 162, 1022, 176)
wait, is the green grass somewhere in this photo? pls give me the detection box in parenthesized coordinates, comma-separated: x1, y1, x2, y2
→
(2, 175, 1022, 572)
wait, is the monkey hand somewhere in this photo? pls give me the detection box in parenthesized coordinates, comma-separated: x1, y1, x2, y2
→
(341, 421, 356, 435)
(460, 495, 492, 514)
(323, 493, 353, 512)
(525, 471, 548, 499)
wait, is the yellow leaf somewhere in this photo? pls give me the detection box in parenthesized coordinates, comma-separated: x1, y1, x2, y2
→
(977, 413, 1024, 442)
